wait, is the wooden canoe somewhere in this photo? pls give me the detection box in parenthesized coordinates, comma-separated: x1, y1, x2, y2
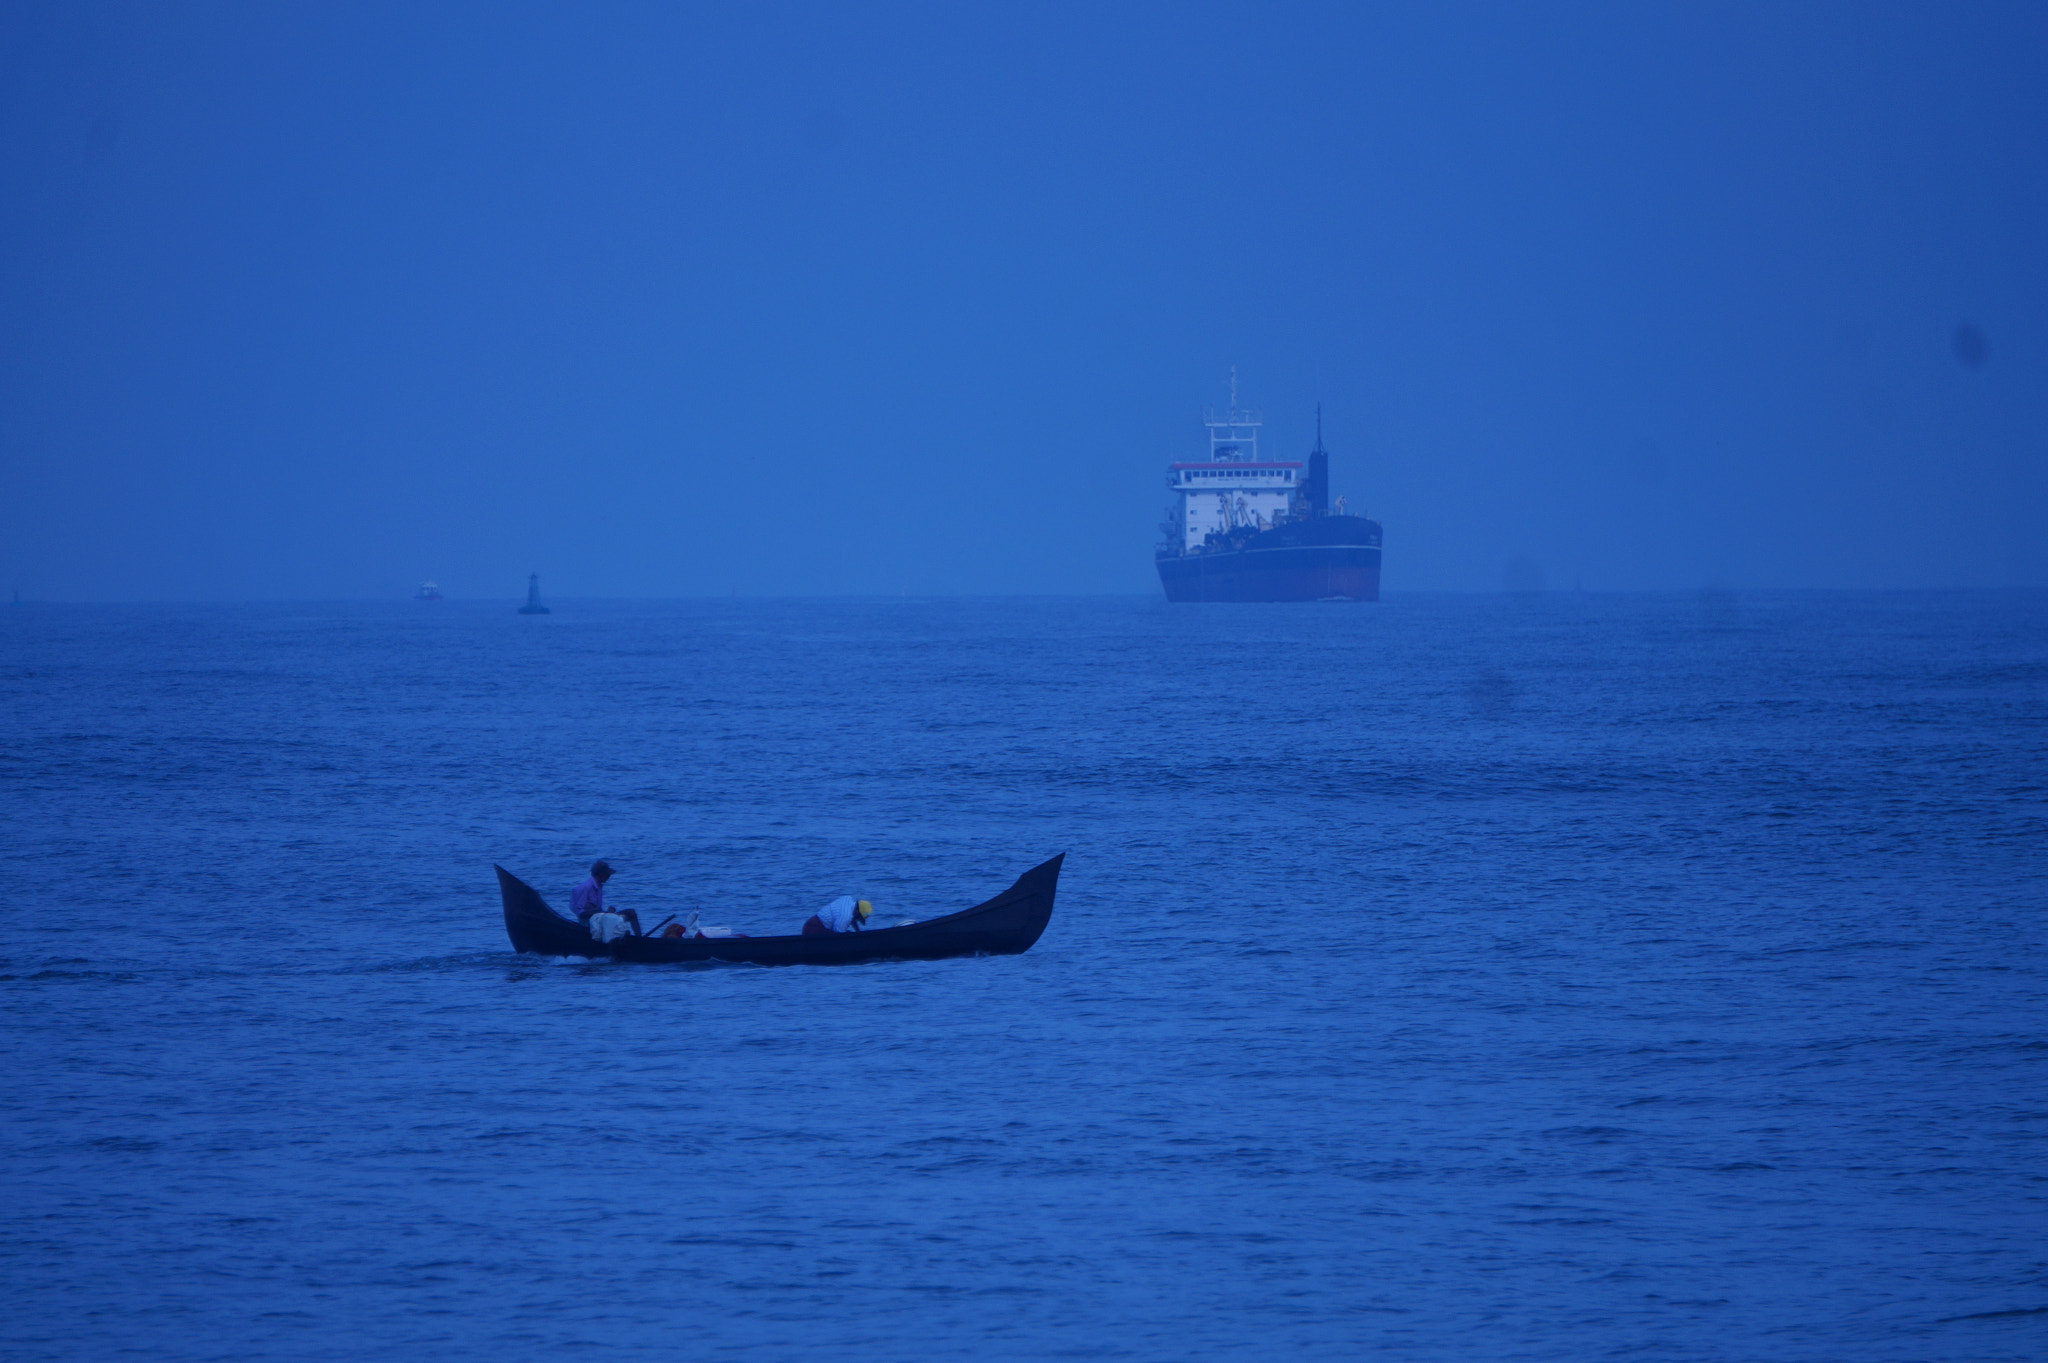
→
(496, 854, 1063, 965)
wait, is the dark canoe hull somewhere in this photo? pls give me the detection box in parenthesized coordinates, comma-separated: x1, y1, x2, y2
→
(495, 854, 1063, 966)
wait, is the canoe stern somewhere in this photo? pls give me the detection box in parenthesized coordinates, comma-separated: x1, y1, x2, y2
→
(496, 865, 603, 957)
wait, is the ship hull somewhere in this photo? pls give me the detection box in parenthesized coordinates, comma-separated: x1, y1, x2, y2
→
(1157, 516, 1382, 602)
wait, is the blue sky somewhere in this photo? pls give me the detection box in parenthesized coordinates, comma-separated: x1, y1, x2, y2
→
(3, 2, 2043, 598)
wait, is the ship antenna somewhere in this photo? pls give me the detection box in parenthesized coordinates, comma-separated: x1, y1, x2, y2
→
(1230, 366, 1238, 418)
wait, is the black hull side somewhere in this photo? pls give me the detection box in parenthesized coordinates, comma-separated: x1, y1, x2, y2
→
(496, 855, 1063, 966)
(1157, 514, 1382, 603)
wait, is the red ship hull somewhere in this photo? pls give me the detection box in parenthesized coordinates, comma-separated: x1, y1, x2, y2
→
(1157, 516, 1383, 602)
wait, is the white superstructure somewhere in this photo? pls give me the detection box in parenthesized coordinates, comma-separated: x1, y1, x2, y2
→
(1164, 395, 1303, 554)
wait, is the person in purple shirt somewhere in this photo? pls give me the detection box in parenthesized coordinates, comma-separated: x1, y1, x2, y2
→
(570, 860, 640, 935)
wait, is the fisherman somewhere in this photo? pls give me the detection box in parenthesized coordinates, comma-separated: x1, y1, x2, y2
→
(801, 896, 874, 936)
(571, 860, 641, 936)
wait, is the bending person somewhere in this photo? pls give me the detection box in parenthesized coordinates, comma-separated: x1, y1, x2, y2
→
(801, 896, 874, 936)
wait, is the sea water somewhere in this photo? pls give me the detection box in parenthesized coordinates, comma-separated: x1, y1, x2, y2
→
(2, 592, 2043, 1361)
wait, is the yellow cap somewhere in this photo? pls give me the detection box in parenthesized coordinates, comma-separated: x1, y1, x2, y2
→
(855, 899, 873, 919)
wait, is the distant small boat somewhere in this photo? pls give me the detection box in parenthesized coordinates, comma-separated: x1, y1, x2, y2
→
(517, 573, 549, 614)
(414, 582, 443, 601)
(496, 855, 1064, 965)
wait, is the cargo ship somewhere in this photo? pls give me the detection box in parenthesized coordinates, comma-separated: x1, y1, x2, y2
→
(1155, 388, 1382, 602)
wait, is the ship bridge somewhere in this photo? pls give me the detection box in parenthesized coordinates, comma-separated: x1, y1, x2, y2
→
(1165, 400, 1303, 552)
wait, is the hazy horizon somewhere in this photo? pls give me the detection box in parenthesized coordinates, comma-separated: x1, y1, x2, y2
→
(14, 585, 2046, 608)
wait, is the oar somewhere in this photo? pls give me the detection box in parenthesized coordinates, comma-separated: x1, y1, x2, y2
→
(645, 914, 677, 938)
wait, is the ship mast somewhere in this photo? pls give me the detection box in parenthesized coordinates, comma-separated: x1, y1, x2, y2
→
(1204, 367, 1261, 463)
